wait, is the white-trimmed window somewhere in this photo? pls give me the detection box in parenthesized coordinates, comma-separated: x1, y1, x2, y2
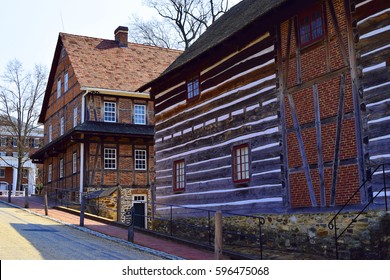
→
(33, 138, 40, 148)
(104, 102, 116, 122)
(72, 152, 77, 174)
(57, 78, 61, 98)
(233, 144, 250, 184)
(135, 149, 147, 170)
(0, 137, 7, 147)
(49, 125, 53, 142)
(104, 148, 117, 169)
(12, 137, 17, 147)
(134, 104, 146, 125)
(22, 169, 28, 179)
(73, 106, 78, 127)
(60, 116, 64, 136)
(59, 159, 64, 178)
(48, 164, 52, 182)
(0, 168, 5, 178)
(173, 159, 185, 192)
(64, 72, 69, 92)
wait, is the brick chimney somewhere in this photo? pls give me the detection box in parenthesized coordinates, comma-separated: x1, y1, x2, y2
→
(114, 26, 128, 47)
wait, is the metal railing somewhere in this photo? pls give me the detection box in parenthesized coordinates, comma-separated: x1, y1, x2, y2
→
(146, 203, 266, 259)
(328, 163, 389, 259)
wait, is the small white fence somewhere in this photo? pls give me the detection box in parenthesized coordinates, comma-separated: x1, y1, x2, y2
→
(0, 190, 25, 197)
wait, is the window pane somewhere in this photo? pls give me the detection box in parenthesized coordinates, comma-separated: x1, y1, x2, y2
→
(233, 145, 250, 183)
(104, 148, 117, 169)
(104, 102, 116, 122)
(134, 105, 146, 124)
(135, 150, 147, 170)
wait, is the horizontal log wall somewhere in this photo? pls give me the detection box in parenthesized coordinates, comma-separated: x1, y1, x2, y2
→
(356, 0, 390, 201)
(154, 32, 283, 214)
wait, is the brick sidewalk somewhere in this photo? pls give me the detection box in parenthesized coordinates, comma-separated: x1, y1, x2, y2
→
(0, 195, 217, 260)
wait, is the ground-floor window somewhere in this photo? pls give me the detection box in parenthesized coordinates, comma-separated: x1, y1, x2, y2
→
(104, 148, 117, 169)
(173, 159, 185, 192)
(135, 149, 147, 170)
(232, 144, 250, 184)
(0, 168, 5, 178)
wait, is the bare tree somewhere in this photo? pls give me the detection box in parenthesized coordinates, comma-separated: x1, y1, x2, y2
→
(129, 0, 232, 49)
(0, 59, 47, 193)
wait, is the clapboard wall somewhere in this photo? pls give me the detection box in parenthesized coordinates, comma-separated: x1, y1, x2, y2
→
(153, 32, 284, 214)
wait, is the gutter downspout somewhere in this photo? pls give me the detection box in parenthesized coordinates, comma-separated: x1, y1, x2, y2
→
(79, 91, 89, 202)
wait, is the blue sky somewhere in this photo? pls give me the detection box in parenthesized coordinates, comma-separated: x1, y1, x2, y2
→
(0, 0, 155, 72)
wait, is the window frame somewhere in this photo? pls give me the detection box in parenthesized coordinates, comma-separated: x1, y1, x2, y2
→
(134, 104, 146, 125)
(135, 149, 147, 170)
(48, 164, 52, 183)
(60, 116, 65, 136)
(186, 77, 200, 101)
(72, 152, 77, 174)
(104, 102, 117, 123)
(49, 125, 53, 142)
(173, 159, 186, 192)
(232, 143, 251, 184)
(0, 168, 5, 178)
(0, 137, 7, 147)
(59, 158, 64, 179)
(57, 77, 61, 98)
(104, 148, 117, 170)
(73, 106, 78, 127)
(298, 3, 325, 48)
(64, 71, 69, 92)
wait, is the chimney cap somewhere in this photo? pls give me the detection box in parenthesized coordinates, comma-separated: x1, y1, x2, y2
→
(114, 26, 129, 34)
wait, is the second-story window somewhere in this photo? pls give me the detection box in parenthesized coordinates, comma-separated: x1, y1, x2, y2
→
(104, 102, 116, 122)
(57, 78, 61, 98)
(12, 137, 17, 147)
(134, 104, 146, 125)
(60, 116, 64, 136)
(64, 72, 69, 92)
(187, 77, 200, 100)
(0, 168, 5, 178)
(299, 4, 324, 47)
(73, 106, 78, 127)
(49, 125, 53, 142)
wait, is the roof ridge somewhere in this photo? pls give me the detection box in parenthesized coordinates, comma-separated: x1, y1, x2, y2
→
(60, 32, 182, 53)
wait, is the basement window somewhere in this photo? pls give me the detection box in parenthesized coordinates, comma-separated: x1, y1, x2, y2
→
(298, 4, 324, 47)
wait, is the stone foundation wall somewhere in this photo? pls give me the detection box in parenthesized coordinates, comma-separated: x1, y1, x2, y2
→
(152, 210, 390, 259)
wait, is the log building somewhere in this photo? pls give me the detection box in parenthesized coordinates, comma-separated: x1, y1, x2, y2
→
(31, 27, 181, 223)
(139, 0, 390, 214)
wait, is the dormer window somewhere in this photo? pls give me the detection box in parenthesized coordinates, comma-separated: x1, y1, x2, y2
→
(298, 4, 324, 47)
(104, 102, 117, 122)
(134, 104, 146, 125)
(187, 77, 200, 100)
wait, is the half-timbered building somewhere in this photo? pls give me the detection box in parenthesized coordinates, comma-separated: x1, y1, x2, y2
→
(31, 27, 181, 222)
(139, 0, 390, 215)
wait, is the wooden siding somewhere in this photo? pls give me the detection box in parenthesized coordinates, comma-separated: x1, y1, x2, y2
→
(154, 32, 283, 214)
(356, 0, 390, 203)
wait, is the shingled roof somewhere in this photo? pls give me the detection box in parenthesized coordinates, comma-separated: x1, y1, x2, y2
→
(60, 32, 182, 91)
(139, 0, 288, 91)
(39, 29, 181, 123)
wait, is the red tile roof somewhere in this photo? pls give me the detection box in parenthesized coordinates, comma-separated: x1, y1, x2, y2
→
(61, 33, 182, 91)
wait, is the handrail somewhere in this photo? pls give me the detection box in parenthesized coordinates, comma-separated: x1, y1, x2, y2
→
(328, 163, 389, 259)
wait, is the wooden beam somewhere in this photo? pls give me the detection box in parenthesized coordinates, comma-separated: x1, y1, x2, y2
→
(313, 84, 326, 206)
(287, 93, 317, 207)
(330, 74, 346, 206)
(293, 16, 302, 84)
(323, 0, 331, 72)
(327, 0, 349, 66)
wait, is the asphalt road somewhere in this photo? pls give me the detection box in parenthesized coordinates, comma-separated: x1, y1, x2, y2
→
(0, 203, 162, 260)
